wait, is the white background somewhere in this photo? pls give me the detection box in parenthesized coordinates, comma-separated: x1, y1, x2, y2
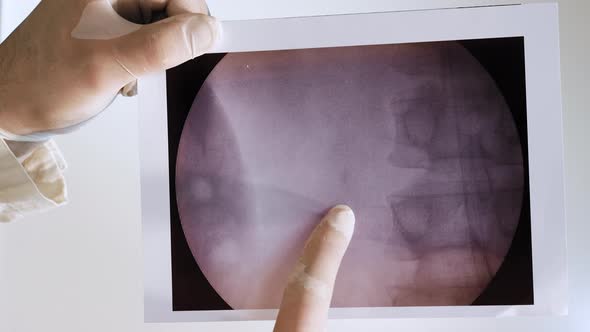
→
(0, 1, 588, 331)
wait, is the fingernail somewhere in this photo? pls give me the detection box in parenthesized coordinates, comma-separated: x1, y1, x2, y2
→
(186, 15, 221, 57)
(326, 205, 355, 240)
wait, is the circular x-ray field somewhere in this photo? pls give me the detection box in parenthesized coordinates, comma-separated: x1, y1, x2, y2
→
(176, 42, 524, 309)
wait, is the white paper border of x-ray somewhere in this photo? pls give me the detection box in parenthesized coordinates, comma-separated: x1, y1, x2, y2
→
(138, 3, 567, 323)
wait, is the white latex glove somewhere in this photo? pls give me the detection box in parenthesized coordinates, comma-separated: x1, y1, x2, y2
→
(0, 0, 220, 140)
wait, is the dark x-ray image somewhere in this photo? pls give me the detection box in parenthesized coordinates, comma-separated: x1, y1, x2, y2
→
(166, 38, 533, 311)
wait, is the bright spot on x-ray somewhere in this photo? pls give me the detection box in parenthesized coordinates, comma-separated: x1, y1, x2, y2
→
(175, 42, 524, 309)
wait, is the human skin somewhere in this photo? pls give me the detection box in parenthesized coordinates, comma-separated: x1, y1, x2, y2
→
(176, 42, 524, 309)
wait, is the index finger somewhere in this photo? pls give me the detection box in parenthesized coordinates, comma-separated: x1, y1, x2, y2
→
(274, 205, 355, 332)
(165, 0, 209, 16)
(110, 0, 208, 22)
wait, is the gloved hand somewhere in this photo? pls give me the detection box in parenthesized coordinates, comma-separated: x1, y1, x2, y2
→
(0, 0, 220, 140)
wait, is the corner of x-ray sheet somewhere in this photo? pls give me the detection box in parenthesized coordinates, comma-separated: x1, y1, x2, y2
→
(206, 0, 531, 20)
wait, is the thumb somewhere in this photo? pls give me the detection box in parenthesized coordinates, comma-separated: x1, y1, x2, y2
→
(111, 13, 220, 81)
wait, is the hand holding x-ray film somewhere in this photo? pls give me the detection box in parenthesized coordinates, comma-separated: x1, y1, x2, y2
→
(0, 0, 219, 139)
(0, 1, 356, 330)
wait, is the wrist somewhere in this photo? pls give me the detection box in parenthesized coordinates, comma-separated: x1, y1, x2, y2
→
(0, 38, 36, 136)
(0, 95, 28, 136)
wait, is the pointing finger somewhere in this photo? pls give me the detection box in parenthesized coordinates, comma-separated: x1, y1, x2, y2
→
(274, 205, 355, 332)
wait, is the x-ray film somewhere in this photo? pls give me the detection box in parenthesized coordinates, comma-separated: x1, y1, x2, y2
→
(139, 3, 567, 323)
